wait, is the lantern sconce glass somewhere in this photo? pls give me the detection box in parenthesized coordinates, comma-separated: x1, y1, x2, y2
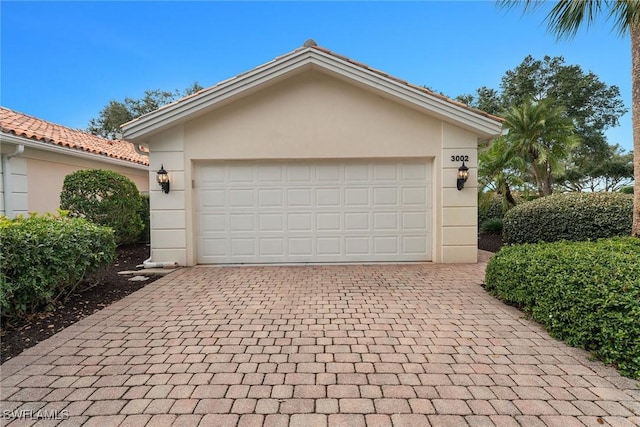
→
(456, 161, 469, 191)
(156, 164, 170, 194)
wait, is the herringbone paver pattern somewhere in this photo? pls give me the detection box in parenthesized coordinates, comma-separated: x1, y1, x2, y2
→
(1, 253, 639, 426)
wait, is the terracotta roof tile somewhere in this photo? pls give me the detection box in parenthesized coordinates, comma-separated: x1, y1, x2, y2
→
(0, 106, 149, 166)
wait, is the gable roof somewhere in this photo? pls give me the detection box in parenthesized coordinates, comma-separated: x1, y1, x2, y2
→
(0, 106, 149, 166)
(122, 42, 503, 142)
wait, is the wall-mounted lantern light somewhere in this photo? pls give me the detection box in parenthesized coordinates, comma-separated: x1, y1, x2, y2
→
(456, 161, 469, 191)
(156, 164, 170, 194)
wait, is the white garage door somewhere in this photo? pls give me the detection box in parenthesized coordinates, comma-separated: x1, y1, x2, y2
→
(195, 159, 432, 264)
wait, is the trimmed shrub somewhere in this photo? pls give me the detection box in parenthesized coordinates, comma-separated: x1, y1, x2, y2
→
(0, 213, 116, 321)
(480, 218, 503, 235)
(485, 238, 640, 379)
(620, 186, 634, 195)
(60, 169, 144, 245)
(138, 193, 150, 244)
(503, 192, 632, 244)
(478, 192, 525, 226)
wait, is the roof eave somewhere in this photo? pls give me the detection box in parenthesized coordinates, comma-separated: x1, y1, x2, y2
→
(0, 131, 149, 170)
(122, 47, 503, 142)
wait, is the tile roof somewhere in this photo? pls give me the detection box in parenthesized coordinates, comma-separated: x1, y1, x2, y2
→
(125, 42, 503, 128)
(0, 106, 149, 166)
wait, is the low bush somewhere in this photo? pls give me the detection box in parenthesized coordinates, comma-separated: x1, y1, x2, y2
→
(138, 193, 150, 244)
(485, 238, 640, 379)
(480, 218, 503, 235)
(478, 192, 525, 227)
(0, 213, 116, 321)
(620, 186, 634, 195)
(503, 192, 632, 244)
(60, 169, 144, 245)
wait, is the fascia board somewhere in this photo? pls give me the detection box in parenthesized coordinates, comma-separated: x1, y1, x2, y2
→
(306, 51, 503, 137)
(122, 50, 317, 141)
(0, 132, 149, 171)
(123, 48, 502, 141)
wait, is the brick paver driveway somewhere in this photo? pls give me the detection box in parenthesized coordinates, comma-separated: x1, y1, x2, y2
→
(1, 252, 639, 426)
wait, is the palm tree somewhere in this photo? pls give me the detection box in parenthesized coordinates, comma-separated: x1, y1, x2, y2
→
(479, 137, 526, 213)
(499, 0, 640, 235)
(501, 99, 579, 196)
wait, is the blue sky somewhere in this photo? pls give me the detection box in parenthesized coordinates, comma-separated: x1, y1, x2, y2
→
(1, 1, 633, 152)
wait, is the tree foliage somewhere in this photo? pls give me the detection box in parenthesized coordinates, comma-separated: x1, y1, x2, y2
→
(501, 98, 580, 196)
(496, 0, 640, 237)
(458, 55, 626, 161)
(562, 144, 634, 192)
(88, 82, 203, 139)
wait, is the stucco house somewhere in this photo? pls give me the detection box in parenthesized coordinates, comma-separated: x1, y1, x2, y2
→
(123, 42, 502, 265)
(0, 106, 149, 218)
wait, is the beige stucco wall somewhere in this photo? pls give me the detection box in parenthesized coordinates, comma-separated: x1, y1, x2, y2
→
(146, 69, 481, 265)
(24, 148, 148, 215)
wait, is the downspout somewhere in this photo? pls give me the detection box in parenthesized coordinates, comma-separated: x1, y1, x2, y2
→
(143, 259, 178, 269)
(1, 144, 25, 218)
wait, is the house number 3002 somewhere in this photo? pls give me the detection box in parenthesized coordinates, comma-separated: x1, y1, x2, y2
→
(451, 155, 469, 162)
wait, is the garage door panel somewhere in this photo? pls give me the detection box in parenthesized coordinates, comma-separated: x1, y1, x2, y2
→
(402, 187, 427, 205)
(316, 213, 340, 231)
(259, 238, 284, 256)
(402, 212, 427, 231)
(203, 239, 226, 256)
(289, 238, 313, 256)
(258, 189, 283, 207)
(201, 190, 226, 207)
(316, 188, 340, 207)
(259, 213, 284, 231)
(345, 188, 369, 206)
(316, 165, 341, 181)
(373, 187, 398, 206)
(402, 163, 429, 180)
(257, 165, 283, 182)
(288, 188, 312, 206)
(230, 189, 254, 207)
(374, 236, 399, 254)
(229, 214, 254, 231)
(345, 164, 369, 182)
(288, 213, 312, 231)
(403, 236, 428, 254)
(196, 159, 431, 263)
(229, 166, 254, 182)
(201, 214, 226, 232)
(230, 238, 255, 256)
(373, 164, 398, 181)
(373, 212, 398, 231)
(317, 237, 341, 255)
(345, 212, 369, 231)
(346, 236, 370, 254)
(288, 165, 312, 182)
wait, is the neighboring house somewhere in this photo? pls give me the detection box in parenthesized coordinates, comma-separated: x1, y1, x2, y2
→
(0, 106, 149, 218)
(123, 41, 503, 265)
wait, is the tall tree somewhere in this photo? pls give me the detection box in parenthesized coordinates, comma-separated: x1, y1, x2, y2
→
(88, 82, 203, 139)
(478, 136, 526, 213)
(498, 0, 640, 236)
(457, 55, 626, 165)
(501, 99, 579, 196)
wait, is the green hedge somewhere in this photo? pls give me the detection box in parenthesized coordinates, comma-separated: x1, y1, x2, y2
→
(138, 193, 150, 244)
(60, 169, 144, 246)
(503, 192, 632, 244)
(485, 238, 640, 379)
(0, 213, 116, 321)
(478, 192, 526, 228)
